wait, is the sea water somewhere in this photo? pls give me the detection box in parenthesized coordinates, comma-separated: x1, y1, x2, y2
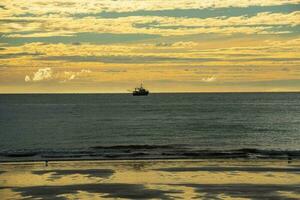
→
(0, 93, 299, 161)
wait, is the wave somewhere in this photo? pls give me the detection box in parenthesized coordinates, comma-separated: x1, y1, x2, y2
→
(1, 146, 299, 162)
(3, 152, 39, 157)
(91, 144, 176, 150)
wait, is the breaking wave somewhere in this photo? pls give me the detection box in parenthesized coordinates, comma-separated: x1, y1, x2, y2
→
(1, 145, 299, 162)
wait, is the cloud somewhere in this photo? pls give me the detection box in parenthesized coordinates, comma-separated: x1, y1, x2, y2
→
(24, 75, 31, 82)
(25, 67, 53, 82)
(62, 69, 91, 82)
(0, 52, 42, 59)
(202, 76, 216, 82)
(25, 68, 91, 82)
(5, 31, 75, 38)
(172, 41, 199, 47)
(36, 55, 220, 63)
(2, 11, 299, 37)
(2, 0, 300, 17)
(102, 69, 127, 73)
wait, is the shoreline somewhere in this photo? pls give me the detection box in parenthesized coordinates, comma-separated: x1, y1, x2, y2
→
(0, 156, 297, 164)
(1, 146, 299, 163)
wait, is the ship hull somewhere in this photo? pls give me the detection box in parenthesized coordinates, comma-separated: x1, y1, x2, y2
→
(132, 91, 149, 96)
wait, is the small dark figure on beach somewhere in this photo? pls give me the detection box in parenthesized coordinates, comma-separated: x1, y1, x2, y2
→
(288, 156, 292, 164)
(45, 160, 48, 167)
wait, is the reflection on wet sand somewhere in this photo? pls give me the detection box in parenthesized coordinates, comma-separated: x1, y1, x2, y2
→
(0, 159, 300, 199)
(32, 169, 114, 180)
(156, 166, 300, 173)
(176, 184, 300, 200)
(9, 183, 179, 200)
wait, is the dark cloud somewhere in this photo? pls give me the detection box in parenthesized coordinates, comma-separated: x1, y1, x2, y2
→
(155, 42, 173, 47)
(133, 23, 299, 34)
(0, 19, 39, 23)
(102, 69, 127, 73)
(36, 55, 220, 63)
(282, 67, 290, 71)
(0, 32, 160, 46)
(0, 5, 7, 10)
(34, 2, 76, 7)
(224, 79, 300, 87)
(34, 54, 300, 64)
(71, 42, 81, 45)
(75, 4, 300, 19)
(0, 52, 43, 59)
(241, 57, 300, 62)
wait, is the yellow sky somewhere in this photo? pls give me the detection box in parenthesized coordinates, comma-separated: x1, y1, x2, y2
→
(0, 0, 300, 93)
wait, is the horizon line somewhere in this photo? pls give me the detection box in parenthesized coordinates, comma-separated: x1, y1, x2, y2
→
(1, 91, 300, 95)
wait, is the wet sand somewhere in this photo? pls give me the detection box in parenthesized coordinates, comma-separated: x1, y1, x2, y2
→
(0, 159, 300, 199)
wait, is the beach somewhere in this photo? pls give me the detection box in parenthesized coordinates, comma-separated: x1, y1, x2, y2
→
(1, 159, 300, 199)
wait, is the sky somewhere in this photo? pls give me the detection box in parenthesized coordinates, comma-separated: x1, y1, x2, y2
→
(0, 0, 300, 93)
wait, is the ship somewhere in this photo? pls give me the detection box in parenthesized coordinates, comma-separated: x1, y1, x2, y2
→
(132, 84, 149, 96)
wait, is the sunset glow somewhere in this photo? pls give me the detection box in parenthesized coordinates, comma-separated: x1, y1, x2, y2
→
(1, 0, 300, 93)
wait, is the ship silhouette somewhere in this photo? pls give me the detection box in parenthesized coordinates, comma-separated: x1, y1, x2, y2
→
(132, 84, 149, 96)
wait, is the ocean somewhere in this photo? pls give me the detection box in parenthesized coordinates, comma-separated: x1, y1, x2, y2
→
(0, 93, 299, 162)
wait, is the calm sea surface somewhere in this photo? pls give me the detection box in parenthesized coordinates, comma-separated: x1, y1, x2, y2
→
(0, 93, 300, 161)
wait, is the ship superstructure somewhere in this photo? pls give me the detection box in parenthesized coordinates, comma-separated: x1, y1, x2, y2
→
(132, 84, 149, 96)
